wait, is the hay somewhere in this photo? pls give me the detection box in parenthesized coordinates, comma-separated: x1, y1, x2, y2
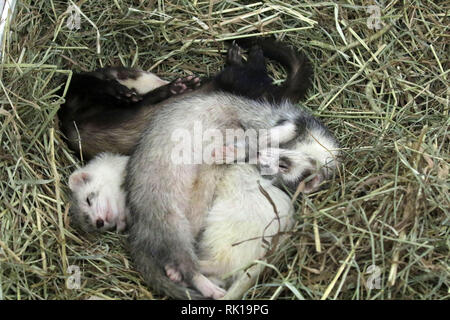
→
(0, 0, 448, 300)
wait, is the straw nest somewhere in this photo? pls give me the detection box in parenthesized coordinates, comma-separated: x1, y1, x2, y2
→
(0, 0, 448, 300)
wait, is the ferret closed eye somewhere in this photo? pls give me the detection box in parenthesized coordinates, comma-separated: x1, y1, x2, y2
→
(68, 153, 130, 233)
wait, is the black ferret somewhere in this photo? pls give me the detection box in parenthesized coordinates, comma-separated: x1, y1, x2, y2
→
(57, 38, 313, 160)
(57, 67, 201, 159)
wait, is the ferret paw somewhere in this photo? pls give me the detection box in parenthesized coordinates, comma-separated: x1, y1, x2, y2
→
(226, 42, 243, 66)
(106, 80, 143, 103)
(193, 273, 227, 300)
(165, 265, 183, 283)
(169, 76, 201, 95)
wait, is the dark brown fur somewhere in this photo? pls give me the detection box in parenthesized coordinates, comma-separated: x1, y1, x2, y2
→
(58, 67, 202, 159)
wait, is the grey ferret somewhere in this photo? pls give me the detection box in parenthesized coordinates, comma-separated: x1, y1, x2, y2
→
(123, 40, 338, 299)
(125, 93, 339, 299)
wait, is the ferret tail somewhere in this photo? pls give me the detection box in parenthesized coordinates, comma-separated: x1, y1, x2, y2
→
(237, 37, 313, 102)
(129, 242, 207, 300)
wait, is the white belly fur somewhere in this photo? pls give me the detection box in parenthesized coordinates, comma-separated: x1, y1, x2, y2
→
(198, 165, 294, 298)
(117, 71, 169, 95)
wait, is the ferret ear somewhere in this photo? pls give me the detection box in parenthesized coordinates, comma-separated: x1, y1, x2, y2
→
(261, 121, 297, 148)
(271, 121, 297, 143)
(303, 175, 322, 194)
(68, 171, 91, 191)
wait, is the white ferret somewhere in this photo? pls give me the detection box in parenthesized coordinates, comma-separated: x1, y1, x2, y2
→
(68, 153, 129, 233)
(198, 164, 294, 299)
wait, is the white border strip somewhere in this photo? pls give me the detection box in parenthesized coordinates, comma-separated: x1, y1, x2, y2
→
(0, 0, 17, 59)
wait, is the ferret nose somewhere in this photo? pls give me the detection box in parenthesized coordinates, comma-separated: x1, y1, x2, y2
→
(96, 219, 104, 229)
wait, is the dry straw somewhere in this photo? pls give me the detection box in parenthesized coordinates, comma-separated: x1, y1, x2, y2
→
(0, 0, 448, 300)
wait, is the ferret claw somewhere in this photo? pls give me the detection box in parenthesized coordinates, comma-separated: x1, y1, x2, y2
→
(106, 80, 143, 104)
(227, 42, 243, 65)
(169, 75, 201, 95)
